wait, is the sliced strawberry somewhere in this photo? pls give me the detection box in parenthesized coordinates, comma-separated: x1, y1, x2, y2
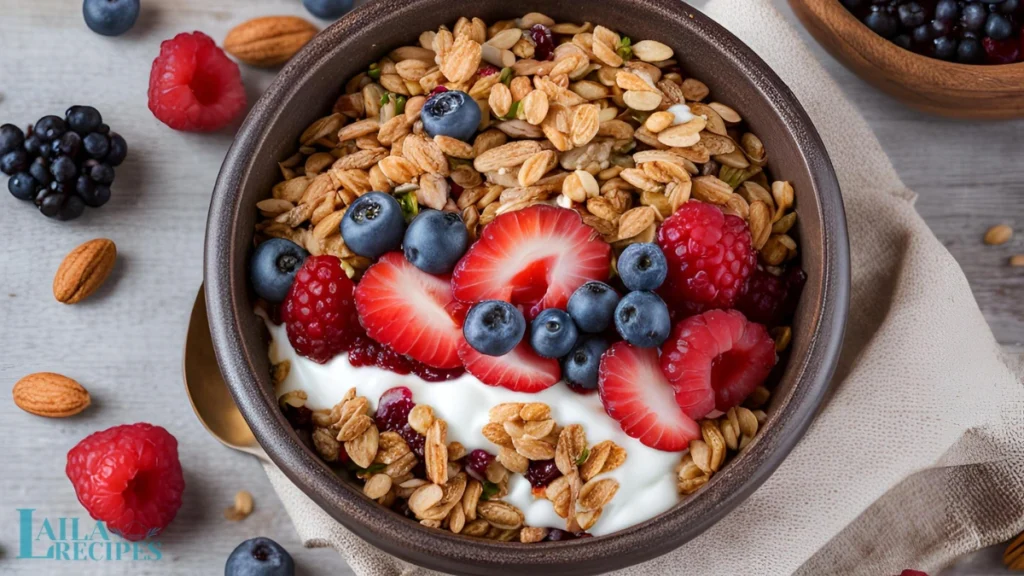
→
(451, 205, 611, 319)
(355, 252, 464, 369)
(458, 340, 560, 393)
(660, 310, 776, 418)
(598, 342, 700, 452)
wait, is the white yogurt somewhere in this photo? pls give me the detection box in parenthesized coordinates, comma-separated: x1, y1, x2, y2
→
(667, 103, 695, 125)
(265, 319, 681, 536)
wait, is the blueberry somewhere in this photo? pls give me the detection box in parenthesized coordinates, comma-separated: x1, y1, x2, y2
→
(250, 238, 310, 303)
(83, 132, 110, 159)
(8, 173, 38, 201)
(83, 0, 140, 36)
(302, 0, 355, 19)
(66, 105, 103, 134)
(89, 162, 115, 185)
(58, 194, 86, 221)
(912, 23, 934, 44)
(33, 115, 66, 141)
(105, 133, 128, 166)
(957, 37, 984, 62)
(617, 243, 667, 291)
(963, 3, 989, 31)
(1, 150, 30, 175)
(38, 192, 65, 219)
(996, 0, 1019, 14)
(614, 291, 671, 348)
(225, 537, 295, 576)
(29, 157, 52, 187)
(985, 13, 1014, 40)
(421, 90, 482, 142)
(893, 33, 913, 50)
(863, 9, 899, 38)
(897, 2, 927, 28)
(567, 281, 619, 333)
(933, 36, 959, 59)
(529, 308, 579, 359)
(935, 0, 961, 22)
(50, 155, 78, 182)
(341, 191, 405, 259)
(0, 124, 24, 156)
(85, 185, 111, 208)
(403, 210, 469, 274)
(56, 131, 82, 157)
(464, 300, 526, 356)
(23, 134, 45, 156)
(562, 337, 609, 391)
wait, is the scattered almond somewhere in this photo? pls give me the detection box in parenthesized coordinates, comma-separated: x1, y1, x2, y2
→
(224, 16, 319, 67)
(224, 490, 254, 521)
(12, 372, 91, 418)
(53, 239, 117, 304)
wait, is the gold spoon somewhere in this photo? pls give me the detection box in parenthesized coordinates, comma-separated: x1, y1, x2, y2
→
(183, 285, 269, 462)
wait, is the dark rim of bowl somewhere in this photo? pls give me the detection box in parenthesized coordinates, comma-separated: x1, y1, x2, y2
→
(205, 1, 850, 574)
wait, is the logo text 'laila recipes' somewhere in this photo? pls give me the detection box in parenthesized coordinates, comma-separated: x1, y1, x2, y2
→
(16, 509, 163, 561)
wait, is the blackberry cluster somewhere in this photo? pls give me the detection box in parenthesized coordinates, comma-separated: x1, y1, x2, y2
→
(0, 106, 127, 221)
(842, 0, 1023, 63)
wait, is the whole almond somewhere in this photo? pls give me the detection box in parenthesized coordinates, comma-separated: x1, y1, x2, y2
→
(224, 16, 318, 68)
(13, 373, 91, 418)
(53, 239, 116, 304)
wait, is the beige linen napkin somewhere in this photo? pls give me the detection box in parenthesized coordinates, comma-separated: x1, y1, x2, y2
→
(263, 0, 1024, 574)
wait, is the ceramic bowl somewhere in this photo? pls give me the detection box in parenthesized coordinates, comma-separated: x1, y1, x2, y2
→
(205, 1, 850, 574)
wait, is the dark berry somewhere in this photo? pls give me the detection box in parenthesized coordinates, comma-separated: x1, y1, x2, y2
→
(985, 13, 1015, 40)
(864, 8, 900, 38)
(530, 308, 579, 359)
(66, 106, 103, 135)
(935, 0, 961, 23)
(421, 90, 482, 142)
(544, 528, 591, 541)
(89, 162, 115, 185)
(340, 191, 405, 259)
(464, 449, 495, 482)
(29, 157, 52, 187)
(567, 281, 620, 333)
(529, 24, 556, 61)
(82, 185, 112, 208)
(75, 174, 97, 198)
(963, 3, 989, 31)
(250, 238, 310, 303)
(563, 336, 609, 393)
(38, 192, 66, 219)
(958, 37, 985, 62)
(374, 387, 415, 433)
(83, 0, 140, 37)
(0, 123, 24, 156)
(56, 131, 82, 157)
(898, 2, 927, 28)
(8, 173, 38, 201)
(83, 132, 110, 159)
(23, 134, 45, 156)
(302, 0, 355, 19)
(614, 291, 672, 348)
(1, 150, 30, 175)
(912, 23, 934, 44)
(50, 155, 78, 182)
(224, 537, 296, 576)
(893, 33, 913, 49)
(403, 209, 469, 274)
(58, 194, 86, 221)
(933, 35, 959, 59)
(464, 300, 526, 356)
(34, 115, 66, 141)
(524, 460, 560, 488)
(618, 242, 668, 291)
(983, 36, 1021, 62)
(105, 133, 128, 166)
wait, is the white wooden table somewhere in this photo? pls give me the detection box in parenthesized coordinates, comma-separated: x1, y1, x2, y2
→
(0, 1, 1018, 574)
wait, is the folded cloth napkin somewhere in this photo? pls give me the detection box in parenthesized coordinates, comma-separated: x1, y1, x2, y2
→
(263, 0, 1024, 574)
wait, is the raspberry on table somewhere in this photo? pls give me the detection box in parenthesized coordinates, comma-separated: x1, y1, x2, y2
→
(66, 423, 185, 541)
(282, 255, 359, 364)
(148, 31, 247, 132)
(656, 202, 756, 316)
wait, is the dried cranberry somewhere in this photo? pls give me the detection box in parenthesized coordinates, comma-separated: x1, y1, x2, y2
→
(544, 528, 591, 541)
(529, 24, 555, 61)
(283, 404, 313, 430)
(449, 180, 464, 200)
(398, 425, 426, 458)
(465, 449, 495, 482)
(524, 459, 560, 487)
(430, 86, 449, 96)
(411, 362, 465, 382)
(478, 65, 499, 77)
(375, 387, 415, 432)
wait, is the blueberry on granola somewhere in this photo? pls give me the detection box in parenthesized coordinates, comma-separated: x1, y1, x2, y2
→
(250, 238, 310, 303)
(341, 191, 405, 259)
(403, 209, 469, 275)
(421, 90, 481, 142)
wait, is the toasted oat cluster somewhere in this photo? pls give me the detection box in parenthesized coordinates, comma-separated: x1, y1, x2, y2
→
(254, 13, 799, 275)
(260, 12, 804, 540)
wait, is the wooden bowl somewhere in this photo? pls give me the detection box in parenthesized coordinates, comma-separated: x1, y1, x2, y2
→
(790, 0, 1024, 118)
(205, 0, 850, 574)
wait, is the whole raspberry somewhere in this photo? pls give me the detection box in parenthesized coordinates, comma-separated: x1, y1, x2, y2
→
(148, 32, 247, 132)
(735, 266, 806, 327)
(656, 202, 756, 316)
(282, 255, 358, 364)
(66, 423, 185, 541)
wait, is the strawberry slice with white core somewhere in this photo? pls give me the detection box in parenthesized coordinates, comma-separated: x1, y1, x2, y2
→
(458, 339, 560, 393)
(355, 252, 464, 369)
(451, 205, 611, 319)
(598, 342, 701, 452)
(660, 309, 776, 419)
